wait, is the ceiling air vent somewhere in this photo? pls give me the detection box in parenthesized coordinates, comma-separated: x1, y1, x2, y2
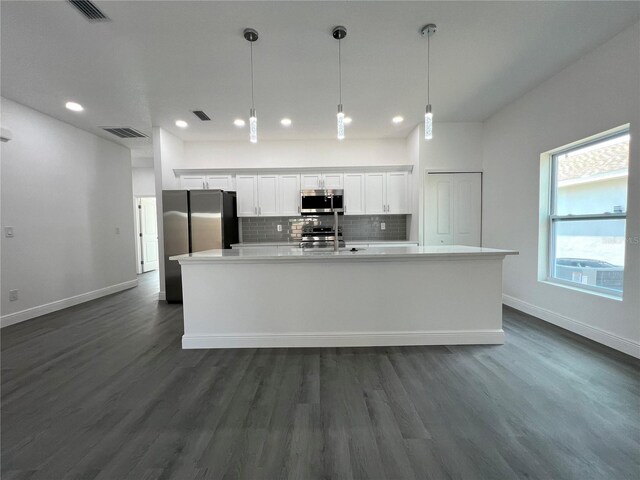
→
(192, 110, 211, 121)
(68, 0, 109, 21)
(101, 127, 148, 139)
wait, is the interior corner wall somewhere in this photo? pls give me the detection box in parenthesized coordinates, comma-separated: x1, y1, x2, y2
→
(482, 22, 640, 357)
(153, 127, 185, 297)
(0, 97, 137, 326)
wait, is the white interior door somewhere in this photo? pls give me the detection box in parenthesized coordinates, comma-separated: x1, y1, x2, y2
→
(139, 197, 159, 272)
(425, 173, 481, 246)
(453, 173, 482, 246)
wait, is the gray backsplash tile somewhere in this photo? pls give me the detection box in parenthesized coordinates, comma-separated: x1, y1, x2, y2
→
(239, 215, 408, 243)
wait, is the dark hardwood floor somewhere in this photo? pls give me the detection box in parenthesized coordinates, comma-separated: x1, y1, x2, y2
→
(2, 272, 639, 480)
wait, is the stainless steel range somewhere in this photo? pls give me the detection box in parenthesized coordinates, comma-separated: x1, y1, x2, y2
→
(299, 225, 345, 249)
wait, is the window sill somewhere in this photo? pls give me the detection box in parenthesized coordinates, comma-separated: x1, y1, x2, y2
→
(540, 279, 623, 301)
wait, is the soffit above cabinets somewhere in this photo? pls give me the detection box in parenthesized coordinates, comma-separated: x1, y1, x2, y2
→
(173, 165, 414, 176)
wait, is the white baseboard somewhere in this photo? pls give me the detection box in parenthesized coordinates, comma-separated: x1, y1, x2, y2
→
(1, 279, 138, 328)
(158, 291, 166, 301)
(503, 294, 640, 359)
(182, 330, 505, 349)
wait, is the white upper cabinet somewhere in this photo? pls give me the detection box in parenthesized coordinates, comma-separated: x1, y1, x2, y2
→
(365, 172, 409, 214)
(279, 174, 301, 216)
(301, 173, 343, 189)
(257, 175, 279, 216)
(180, 175, 206, 190)
(365, 173, 386, 214)
(322, 173, 344, 189)
(386, 172, 409, 214)
(301, 174, 322, 189)
(236, 175, 258, 217)
(343, 173, 365, 215)
(206, 175, 234, 191)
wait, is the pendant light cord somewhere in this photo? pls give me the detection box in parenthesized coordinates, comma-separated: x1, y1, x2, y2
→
(250, 41, 255, 109)
(338, 38, 343, 105)
(427, 33, 430, 104)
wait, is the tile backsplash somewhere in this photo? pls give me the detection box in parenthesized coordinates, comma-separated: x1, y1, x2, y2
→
(239, 215, 408, 243)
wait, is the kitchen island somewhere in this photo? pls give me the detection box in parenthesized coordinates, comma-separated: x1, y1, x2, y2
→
(171, 245, 517, 349)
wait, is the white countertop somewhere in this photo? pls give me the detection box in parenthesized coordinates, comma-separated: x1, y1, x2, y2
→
(172, 245, 518, 264)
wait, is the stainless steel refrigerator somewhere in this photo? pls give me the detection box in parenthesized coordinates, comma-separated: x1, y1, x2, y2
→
(162, 190, 238, 302)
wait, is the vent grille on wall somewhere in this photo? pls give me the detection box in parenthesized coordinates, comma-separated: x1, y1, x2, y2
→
(68, 0, 109, 21)
(101, 127, 148, 139)
(192, 110, 211, 121)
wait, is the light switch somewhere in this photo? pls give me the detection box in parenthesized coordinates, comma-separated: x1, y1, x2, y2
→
(5, 226, 14, 238)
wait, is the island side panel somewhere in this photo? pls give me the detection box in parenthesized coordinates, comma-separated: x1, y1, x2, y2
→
(180, 257, 505, 348)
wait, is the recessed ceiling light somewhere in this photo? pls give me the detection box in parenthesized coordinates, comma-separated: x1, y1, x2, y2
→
(175, 120, 188, 128)
(280, 118, 292, 127)
(234, 119, 246, 127)
(65, 101, 83, 112)
(392, 116, 404, 124)
(343, 117, 352, 125)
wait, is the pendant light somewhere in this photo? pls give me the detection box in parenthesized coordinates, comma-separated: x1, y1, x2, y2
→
(421, 24, 436, 140)
(332, 26, 347, 140)
(244, 28, 259, 143)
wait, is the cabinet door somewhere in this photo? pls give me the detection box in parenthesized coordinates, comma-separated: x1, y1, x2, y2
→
(386, 172, 409, 214)
(257, 175, 279, 216)
(236, 175, 258, 217)
(206, 175, 234, 191)
(279, 174, 301, 216)
(301, 174, 322, 189)
(180, 175, 206, 190)
(343, 173, 365, 215)
(365, 173, 386, 214)
(322, 173, 344, 189)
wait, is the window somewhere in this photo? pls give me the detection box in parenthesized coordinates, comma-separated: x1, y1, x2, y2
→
(546, 129, 629, 296)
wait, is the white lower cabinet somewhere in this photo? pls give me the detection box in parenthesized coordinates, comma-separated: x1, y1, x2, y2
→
(343, 173, 365, 215)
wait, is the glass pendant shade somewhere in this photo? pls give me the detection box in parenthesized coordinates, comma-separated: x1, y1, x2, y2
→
(424, 104, 433, 140)
(249, 108, 257, 143)
(337, 104, 345, 140)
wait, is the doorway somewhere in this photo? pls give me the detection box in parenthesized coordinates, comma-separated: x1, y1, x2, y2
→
(135, 197, 159, 273)
(424, 172, 482, 246)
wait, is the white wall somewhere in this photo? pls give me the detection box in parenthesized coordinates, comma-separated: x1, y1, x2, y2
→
(0, 98, 137, 326)
(132, 167, 156, 197)
(482, 22, 640, 357)
(153, 127, 185, 297)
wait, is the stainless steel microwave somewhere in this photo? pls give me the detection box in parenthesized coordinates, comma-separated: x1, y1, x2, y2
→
(300, 189, 344, 215)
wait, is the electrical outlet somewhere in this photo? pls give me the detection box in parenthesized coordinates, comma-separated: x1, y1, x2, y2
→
(115, 227, 120, 235)
(9, 290, 18, 302)
(5, 226, 14, 238)
(277, 225, 282, 232)
(381, 222, 386, 231)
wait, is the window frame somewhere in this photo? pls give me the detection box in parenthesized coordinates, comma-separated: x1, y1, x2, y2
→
(545, 129, 629, 297)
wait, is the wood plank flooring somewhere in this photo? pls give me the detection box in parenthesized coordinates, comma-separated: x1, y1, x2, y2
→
(2, 272, 639, 479)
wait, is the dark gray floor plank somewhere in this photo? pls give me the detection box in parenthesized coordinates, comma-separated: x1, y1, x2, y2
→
(2, 272, 639, 479)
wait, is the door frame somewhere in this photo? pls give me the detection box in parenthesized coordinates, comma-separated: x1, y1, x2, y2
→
(134, 195, 158, 274)
(423, 170, 483, 247)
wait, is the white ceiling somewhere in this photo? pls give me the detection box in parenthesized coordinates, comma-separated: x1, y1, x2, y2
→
(1, 1, 638, 148)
